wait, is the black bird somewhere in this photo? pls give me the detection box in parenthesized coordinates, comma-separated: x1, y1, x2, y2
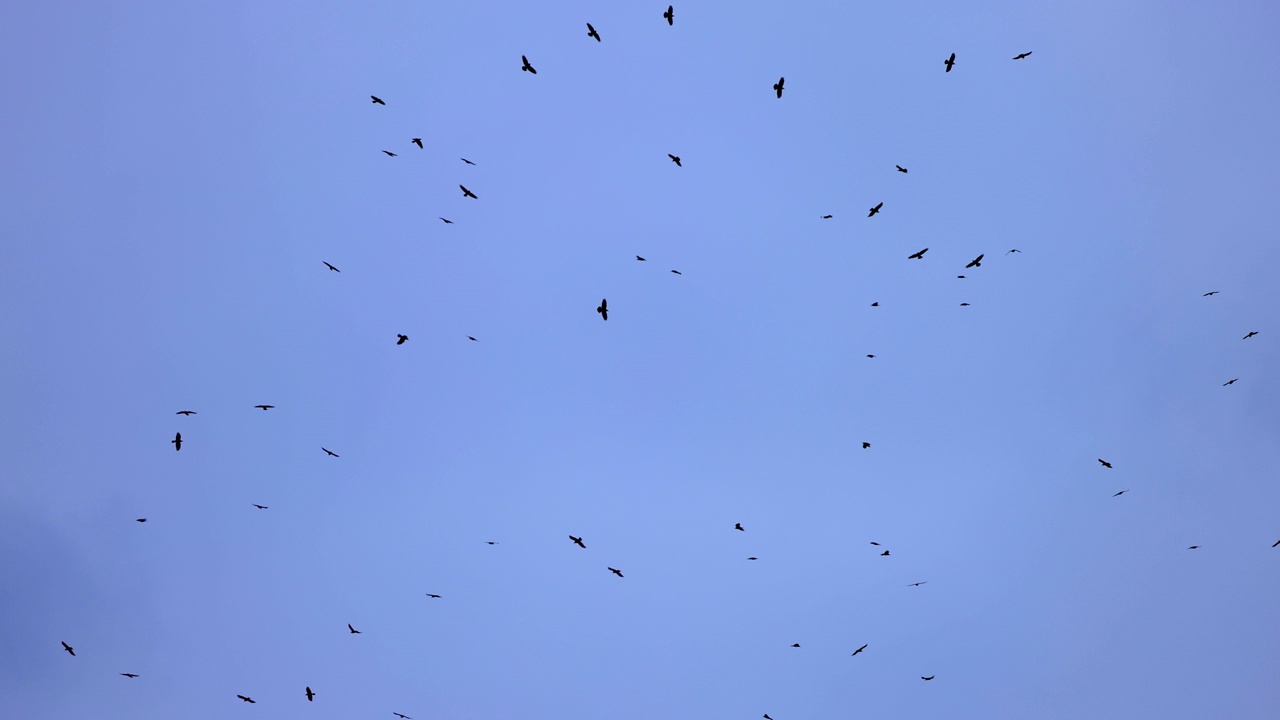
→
(570, 535, 586, 548)
(426, 593, 442, 599)
(371, 96, 385, 105)
(394, 714, 412, 720)
(460, 185, 478, 199)
(1203, 291, 1219, 296)
(597, 298, 608, 321)
(881, 550, 890, 556)
(486, 541, 498, 545)
(1112, 490, 1128, 497)
(136, 518, 146, 522)
(1188, 545, 1200, 550)
(61, 642, 75, 656)
(862, 442, 871, 448)
(1012, 51, 1033, 60)
(237, 695, 256, 703)
(869, 541, 880, 546)
(966, 254, 984, 268)
(254, 405, 274, 411)
(1098, 458, 1113, 468)
(908, 248, 928, 259)
(322, 447, 339, 457)
(171, 432, 182, 451)
(735, 523, 744, 531)
(323, 261, 340, 272)
(383, 150, 397, 157)
(896, 165, 908, 173)
(922, 675, 936, 681)
(851, 644, 868, 656)
(1006, 249, 1022, 254)
(821, 214, 833, 219)
(944, 52, 956, 72)
(468, 336, 478, 342)
(671, 269, 682, 275)
(587, 23, 600, 42)
(1223, 378, 1238, 386)
(870, 302, 879, 307)
(305, 687, 315, 702)
(521, 55, 537, 74)
(764, 715, 773, 720)
(461, 157, 476, 165)
(439, 217, 453, 224)
(348, 624, 361, 634)
(908, 581, 927, 587)
(747, 556, 758, 560)
(608, 567, 624, 577)
(957, 275, 966, 279)
(252, 504, 268, 509)
(396, 334, 408, 345)
(176, 410, 196, 415)
(868, 202, 883, 217)
(121, 673, 139, 678)
(960, 302, 970, 306)
(791, 643, 801, 648)
(664, 5, 674, 25)
(1271, 539, 1279, 548)
(411, 138, 422, 149)
(668, 153, 682, 166)
(773, 76, 784, 98)
(1244, 331, 1259, 339)
(636, 255, 647, 261)
(866, 354, 876, 358)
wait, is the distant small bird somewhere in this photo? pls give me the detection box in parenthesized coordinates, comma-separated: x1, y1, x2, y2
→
(348, 624, 361, 634)
(439, 217, 453, 224)
(881, 550, 890, 556)
(396, 334, 408, 345)
(323, 447, 339, 457)
(460, 185, 477, 199)
(957, 275, 966, 279)
(735, 523, 744, 531)
(773, 76, 784, 98)
(1223, 378, 1238, 386)
(821, 214, 833, 219)
(587, 23, 601, 42)
(426, 594, 442, 599)
(1203, 291, 1219, 296)
(176, 410, 196, 415)
(136, 518, 146, 522)
(237, 695, 256, 703)
(791, 643, 800, 648)
(671, 269, 682, 275)
(636, 255, 647, 261)
(305, 687, 315, 702)
(868, 202, 883, 217)
(869, 541, 880, 546)
(597, 298, 608, 321)
(922, 675, 936, 681)
(394, 714, 412, 720)
(764, 715, 773, 720)
(668, 153, 682, 166)
(866, 354, 875, 358)
(371, 96, 385, 105)
(851, 644, 868, 656)
(411, 138, 423, 149)
(171, 432, 182, 451)
(862, 442, 871, 449)
(570, 535, 586, 548)
(908, 248, 928, 259)
(383, 150, 397, 157)
(468, 336, 478, 342)
(944, 52, 956, 72)
(254, 405, 274, 411)
(1243, 331, 1258, 339)
(870, 302, 879, 307)
(323, 261, 340, 272)
(896, 165, 908, 173)
(907, 581, 927, 587)
(1006, 249, 1022, 254)
(1187, 545, 1200, 550)
(461, 158, 476, 165)
(664, 5, 674, 25)
(521, 55, 537, 74)
(1112, 490, 1128, 497)
(121, 673, 139, 678)
(252, 504, 268, 509)
(1271, 540, 1279, 548)
(747, 556, 758, 560)
(966, 254, 984, 268)
(1012, 51, 1033, 60)
(61, 642, 75, 656)
(608, 567, 624, 577)
(1098, 458, 1113, 468)
(486, 541, 498, 545)
(960, 302, 970, 306)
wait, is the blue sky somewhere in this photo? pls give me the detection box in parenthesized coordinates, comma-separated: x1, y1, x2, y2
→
(3, 2, 1279, 718)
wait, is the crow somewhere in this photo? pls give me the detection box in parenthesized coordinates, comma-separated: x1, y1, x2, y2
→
(1098, 458, 1113, 468)
(253, 504, 268, 509)
(383, 150, 397, 157)
(439, 217, 453, 224)
(922, 675, 936, 681)
(1112, 490, 1128, 497)
(1203, 291, 1219, 296)
(61, 642, 75, 656)
(1223, 378, 1238, 386)
(426, 594, 442, 599)
(735, 523, 744, 531)
(1244, 331, 1259, 339)
(636, 255, 647, 261)
(468, 336, 478, 341)
(254, 405, 274, 411)
(597, 298, 608, 321)
(908, 248, 928, 259)
(237, 695, 256, 703)
(747, 556, 758, 560)
(791, 643, 800, 648)
(881, 550, 890, 556)
(773, 77, 784, 98)
(176, 410, 196, 415)
(521, 55, 537, 74)
(668, 153, 682, 166)
(121, 673, 139, 678)
(862, 442, 871, 449)
(896, 165, 908, 173)
(966, 254, 984, 268)
(348, 624, 361, 634)
(851, 644, 868, 656)
(371, 96, 385, 105)
(821, 214, 833, 219)
(870, 302, 879, 307)
(608, 567, 624, 577)
(1188, 545, 1200, 550)
(306, 687, 315, 702)
(460, 185, 478, 199)
(868, 202, 883, 217)
(136, 518, 146, 522)
(397, 334, 408, 345)
(908, 581, 927, 587)
(664, 5, 674, 25)
(1012, 51, 1033, 60)
(570, 535, 586, 548)
(171, 432, 182, 451)
(461, 158, 476, 165)
(960, 302, 970, 306)
(323, 261, 340, 272)
(394, 714, 412, 720)
(944, 52, 956, 72)
(587, 23, 601, 42)
(411, 138, 423, 149)
(322, 448, 339, 457)
(1006, 249, 1022, 254)
(671, 269, 682, 275)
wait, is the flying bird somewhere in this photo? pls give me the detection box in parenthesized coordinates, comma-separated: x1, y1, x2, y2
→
(521, 55, 537, 74)
(371, 96, 385, 105)
(486, 541, 498, 545)
(1203, 291, 1219, 296)
(171, 432, 182, 451)
(461, 158, 476, 165)
(908, 248, 928, 259)
(411, 138, 422, 149)
(348, 624, 361, 634)
(120, 673, 139, 678)
(960, 302, 970, 306)
(1112, 490, 1128, 497)
(61, 642, 75, 656)
(944, 52, 956, 72)
(908, 581, 927, 587)
(773, 76, 784, 98)
(587, 23, 600, 41)
(896, 165, 908, 173)
(1243, 331, 1259, 339)
(176, 410, 196, 415)
(322, 447, 340, 457)
(668, 154, 682, 166)
(747, 556, 758, 560)
(396, 334, 408, 345)
(790, 643, 801, 648)
(1271, 540, 1280, 548)
(664, 5, 674, 25)
(881, 550, 890, 556)
(735, 523, 744, 531)
(237, 695, 256, 703)
(1006, 249, 1022, 254)
(252, 504, 268, 509)
(851, 644, 868, 656)
(426, 593, 442, 599)
(1098, 458, 1113, 468)
(597, 298, 608, 321)
(870, 302, 879, 307)
(570, 535, 586, 548)
(922, 675, 936, 681)
(254, 405, 274, 411)
(608, 567, 624, 577)
(866, 354, 876, 358)
(868, 202, 883, 217)
(460, 185, 477, 199)
(468, 336, 478, 341)
(957, 275, 966, 279)
(1012, 51, 1033, 60)
(966, 254, 984, 268)
(305, 687, 315, 702)
(1223, 378, 1238, 386)
(821, 214, 833, 219)
(1188, 545, 1200, 550)
(323, 261, 340, 272)
(382, 150, 397, 157)
(394, 714, 412, 720)
(764, 715, 773, 720)
(862, 442, 871, 449)
(136, 518, 146, 522)
(439, 217, 453, 224)
(869, 541, 880, 546)
(671, 269, 682, 275)
(636, 255, 646, 261)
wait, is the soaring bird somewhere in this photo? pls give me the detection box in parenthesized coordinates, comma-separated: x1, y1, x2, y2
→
(486, 541, 498, 545)
(382, 150, 397, 157)
(668, 153, 682, 166)
(1244, 331, 1259, 339)
(1012, 51, 1033, 60)
(869, 541, 880, 546)
(966, 254, 984, 268)
(237, 695, 256, 703)
(922, 675, 936, 681)
(439, 217, 453, 224)
(570, 535, 586, 548)
(371, 96, 385, 105)
(521, 55, 537, 74)
(1223, 378, 1238, 386)
(791, 643, 801, 648)
(821, 214, 833, 219)
(862, 442, 871, 449)
(171, 432, 182, 451)
(323, 261, 340, 272)
(896, 165, 908, 173)
(396, 334, 408, 345)
(1203, 291, 1219, 296)
(944, 52, 956, 72)
(773, 76, 784, 98)
(851, 644, 868, 656)
(305, 687, 315, 702)
(664, 5, 674, 25)
(960, 302, 970, 306)
(587, 23, 601, 42)
(322, 447, 339, 457)
(136, 518, 146, 522)
(461, 157, 476, 165)
(426, 593, 442, 599)
(735, 523, 744, 531)
(460, 185, 477, 199)
(764, 715, 773, 720)
(411, 138, 422, 149)
(747, 556, 757, 560)
(252, 504, 268, 509)
(671, 269, 682, 275)
(866, 354, 876, 358)
(908, 581, 927, 587)
(1187, 545, 1200, 550)
(61, 642, 75, 656)
(394, 714, 412, 720)
(868, 202, 883, 217)
(1271, 540, 1280, 548)
(1098, 458, 1113, 468)
(881, 550, 890, 556)
(597, 298, 608, 320)
(468, 336, 478, 341)
(1112, 490, 1128, 497)
(176, 410, 196, 415)
(120, 673, 139, 678)
(608, 567, 624, 577)
(908, 248, 928, 259)
(254, 405, 274, 411)
(870, 302, 879, 307)
(348, 624, 361, 634)
(636, 255, 647, 261)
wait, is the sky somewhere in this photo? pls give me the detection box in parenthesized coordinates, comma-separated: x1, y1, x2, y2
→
(2, 1, 1279, 718)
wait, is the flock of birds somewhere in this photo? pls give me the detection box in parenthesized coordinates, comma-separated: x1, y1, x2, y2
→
(52, 5, 1273, 717)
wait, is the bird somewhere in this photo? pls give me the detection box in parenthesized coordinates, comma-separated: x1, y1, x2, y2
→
(908, 248, 928, 259)
(773, 76, 784, 98)
(862, 442, 871, 448)
(821, 214, 833, 219)
(747, 556, 758, 560)
(1223, 378, 1238, 386)
(171, 432, 182, 451)
(1098, 458, 1113, 468)
(486, 541, 498, 545)
(461, 158, 476, 166)
(176, 410, 196, 415)
(1006, 249, 1022, 254)
(322, 447, 339, 457)
(1203, 291, 1219, 296)
(348, 624, 361, 634)
(896, 165, 908, 173)
(790, 643, 801, 648)
(120, 673, 139, 678)
(521, 55, 537, 74)
(323, 261, 340, 272)
(252, 504, 268, 509)
(136, 518, 146, 523)
(237, 695, 256, 703)
(587, 23, 600, 41)
(570, 535, 586, 548)
(61, 642, 75, 656)
(869, 541, 880, 546)
(908, 581, 927, 587)
(254, 405, 274, 411)
(735, 523, 744, 531)
(668, 153, 682, 166)
(1012, 51, 1033, 60)
(960, 302, 970, 306)
(460, 185, 477, 199)
(1243, 331, 1259, 339)
(671, 269, 682, 275)
(922, 675, 936, 681)
(636, 255, 646, 261)
(664, 5, 674, 25)
(305, 687, 315, 702)
(870, 302, 879, 307)
(468, 336, 478, 342)
(1188, 545, 1200, 550)
(426, 593, 442, 599)
(439, 217, 453, 224)
(966, 254, 984, 268)
(1112, 490, 1128, 497)
(868, 202, 883, 217)
(396, 334, 408, 345)
(851, 644, 868, 656)
(371, 95, 385, 105)
(881, 550, 890, 556)
(944, 52, 956, 72)
(382, 150, 397, 157)
(394, 714, 412, 720)
(1271, 540, 1279, 548)
(957, 275, 966, 279)
(411, 138, 422, 149)
(597, 298, 608, 321)
(608, 567, 624, 577)
(866, 354, 876, 358)
(764, 715, 773, 720)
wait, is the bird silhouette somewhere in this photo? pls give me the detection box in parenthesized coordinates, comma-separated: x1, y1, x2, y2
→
(61, 642, 75, 656)
(821, 214, 833, 219)
(237, 695, 256, 703)
(773, 76, 784, 98)
(382, 150, 397, 157)
(460, 185, 477, 199)
(908, 581, 927, 587)
(671, 269, 682, 275)
(1112, 490, 1128, 497)
(587, 23, 600, 41)
(870, 302, 879, 307)
(966, 254, 984, 268)
(664, 5, 674, 25)
(764, 715, 773, 720)
(521, 55, 537, 74)
(869, 541, 880, 546)
(908, 248, 928, 259)
(570, 535, 586, 548)
(668, 154, 682, 166)
(305, 687, 315, 702)
(1188, 545, 1200, 550)
(1098, 458, 1113, 468)
(608, 567, 624, 577)
(868, 202, 883, 217)
(394, 714, 412, 720)
(922, 675, 936, 681)
(896, 165, 908, 173)
(176, 410, 196, 415)
(371, 96, 385, 105)
(791, 643, 801, 648)
(348, 624, 361, 634)
(735, 523, 744, 531)
(960, 302, 970, 306)
(1203, 291, 1219, 296)
(323, 261, 340, 272)
(323, 447, 339, 457)
(944, 52, 956, 72)
(120, 673, 139, 678)
(171, 432, 181, 451)
(747, 556, 758, 560)
(396, 334, 408, 345)
(439, 217, 453, 224)
(486, 541, 498, 545)
(461, 158, 476, 165)
(1223, 378, 1238, 386)
(597, 298, 608, 321)
(254, 405, 274, 411)
(426, 593, 442, 599)
(1012, 51, 1033, 60)
(468, 336, 478, 342)
(411, 138, 422, 149)
(881, 550, 890, 556)
(957, 275, 966, 279)
(136, 518, 146, 522)
(1271, 540, 1279, 548)
(1006, 249, 1022, 254)
(862, 442, 871, 449)
(1243, 331, 1259, 339)
(251, 504, 268, 510)
(866, 354, 876, 358)
(851, 644, 868, 656)
(636, 255, 647, 261)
